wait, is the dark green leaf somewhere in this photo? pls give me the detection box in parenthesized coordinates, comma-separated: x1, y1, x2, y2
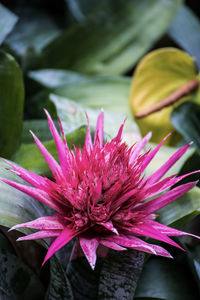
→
(157, 187, 200, 229)
(45, 256, 73, 300)
(0, 50, 24, 158)
(65, 0, 103, 22)
(134, 257, 199, 300)
(168, 4, 200, 70)
(0, 4, 18, 45)
(0, 248, 45, 300)
(6, 8, 60, 56)
(22, 119, 60, 143)
(170, 101, 200, 153)
(12, 125, 88, 175)
(42, 0, 181, 75)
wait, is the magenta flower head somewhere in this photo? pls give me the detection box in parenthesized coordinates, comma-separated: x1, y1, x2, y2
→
(1, 110, 199, 269)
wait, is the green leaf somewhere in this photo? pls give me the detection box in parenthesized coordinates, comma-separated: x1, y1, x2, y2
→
(42, 0, 181, 75)
(0, 160, 48, 235)
(12, 125, 88, 175)
(28, 69, 90, 89)
(130, 48, 200, 145)
(0, 248, 45, 300)
(170, 101, 200, 153)
(45, 256, 74, 300)
(0, 3, 18, 45)
(6, 8, 60, 56)
(168, 4, 200, 70)
(65, 0, 103, 22)
(29, 70, 131, 115)
(134, 257, 199, 300)
(0, 50, 24, 158)
(22, 119, 60, 144)
(185, 244, 200, 293)
(49, 93, 139, 139)
(157, 187, 200, 229)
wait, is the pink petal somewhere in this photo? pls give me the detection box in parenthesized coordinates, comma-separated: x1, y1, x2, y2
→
(146, 243, 172, 258)
(8, 163, 47, 188)
(140, 133, 171, 172)
(85, 112, 93, 154)
(143, 170, 199, 199)
(147, 220, 200, 240)
(79, 237, 99, 269)
(135, 181, 197, 215)
(17, 230, 61, 241)
(100, 239, 126, 251)
(42, 227, 79, 265)
(44, 109, 69, 174)
(0, 177, 60, 212)
(146, 143, 191, 184)
(30, 131, 61, 176)
(129, 132, 152, 165)
(106, 235, 157, 255)
(126, 223, 183, 250)
(94, 110, 104, 148)
(98, 221, 119, 235)
(10, 215, 64, 231)
(115, 119, 126, 142)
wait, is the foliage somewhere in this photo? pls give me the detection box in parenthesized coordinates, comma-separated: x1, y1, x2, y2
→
(0, 0, 200, 299)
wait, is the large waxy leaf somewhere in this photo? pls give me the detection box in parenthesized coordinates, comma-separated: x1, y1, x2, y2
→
(0, 248, 45, 300)
(29, 70, 131, 115)
(0, 3, 18, 45)
(0, 160, 48, 235)
(42, 0, 181, 75)
(168, 4, 200, 70)
(170, 101, 200, 153)
(49, 93, 139, 139)
(0, 50, 24, 158)
(134, 257, 199, 300)
(28, 69, 90, 89)
(157, 187, 200, 229)
(45, 256, 74, 300)
(130, 48, 200, 145)
(13, 125, 88, 175)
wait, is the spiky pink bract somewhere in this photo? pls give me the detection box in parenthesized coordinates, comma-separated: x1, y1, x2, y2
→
(1, 110, 199, 269)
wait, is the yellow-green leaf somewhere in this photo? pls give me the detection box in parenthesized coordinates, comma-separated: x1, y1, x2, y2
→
(130, 48, 200, 145)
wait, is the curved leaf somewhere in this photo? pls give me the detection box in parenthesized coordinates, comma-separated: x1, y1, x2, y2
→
(0, 3, 18, 45)
(168, 4, 200, 70)
(134, 257, 199, 300)
(0, 50, 24, 158)
(157, 187, 200, 229)
(0, 160, 48, 235)
(171, 101, 200, 153)
(42, 0, 181, 75)
(130, 48, 200, 144)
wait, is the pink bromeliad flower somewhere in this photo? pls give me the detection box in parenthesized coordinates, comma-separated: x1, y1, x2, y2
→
(0, 110, 199, 269)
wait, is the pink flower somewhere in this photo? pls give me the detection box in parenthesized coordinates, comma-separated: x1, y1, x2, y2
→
(1, 110, 199, 269)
